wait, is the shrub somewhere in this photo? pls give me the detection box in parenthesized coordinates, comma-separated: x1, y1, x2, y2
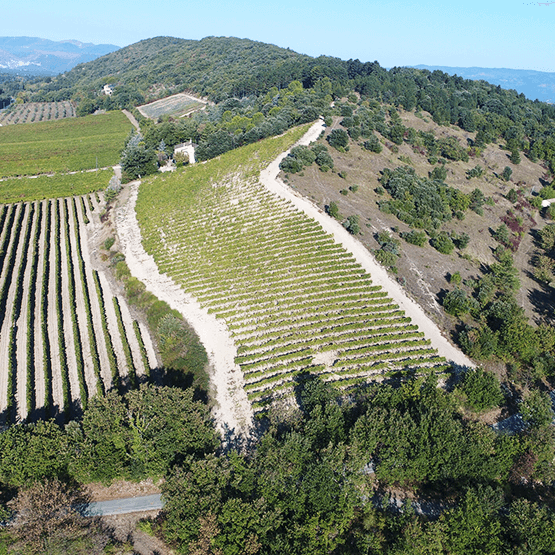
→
(103, 237, 115, 250)
(280, 143, 333, 174)
(326, 202, 339, 219)
(327, 128, 349, 150)
(104, 175, 122, 203)
(521, 390, 554, 429)
(458, 368, 503, 412)
(443, 287, 469, 316)
(348, 126, 361, 140)
(115, 260, 132, 280)
(279, 156, 304, 174)
(509, 150, 521, 164)
(174, 151, 189, 167)
(362, 135, 382, 153)
(374, 248, 398, 269)
(120, 133, 158, 181)
(401, 229, 427, 247)
(502, 166, 513, 182)
(430, 231, 455, 254)
(466, 165, 484, 180)
(531, 196, 543, 209)
(506, 188, 518, 203)
(540, 186, 555, 200)
(380, 166, 464, 229)
(429, 165, 447, 181)
(469, 188, 486, 214)
(452, 232, 470, 249)
(493, 223, 510, 246)
(539, 223, 555, 251)
(312, 144, 334, 169)
(290, 145, 316, 166)
(343, 215, 360, 235)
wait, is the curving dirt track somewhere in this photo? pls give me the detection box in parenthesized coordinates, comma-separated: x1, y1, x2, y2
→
(116, 122, 475, 436)
(260, 120, 475, 369)
(116, 185, 254, 437)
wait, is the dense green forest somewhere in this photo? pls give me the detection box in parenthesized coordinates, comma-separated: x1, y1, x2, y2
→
(2, 374, 555, 553)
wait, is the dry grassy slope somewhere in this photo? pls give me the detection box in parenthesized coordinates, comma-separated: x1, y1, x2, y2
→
(285, 109, 551, 338)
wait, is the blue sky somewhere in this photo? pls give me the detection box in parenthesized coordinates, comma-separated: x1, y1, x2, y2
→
(4, 0, 554, 71)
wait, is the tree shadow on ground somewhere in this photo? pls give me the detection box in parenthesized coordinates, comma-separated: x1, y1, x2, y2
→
(528, 283, 555, 321)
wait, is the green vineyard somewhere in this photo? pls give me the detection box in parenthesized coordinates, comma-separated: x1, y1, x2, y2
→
(136, 128, 449, 411)
(0, 193, 155, 423)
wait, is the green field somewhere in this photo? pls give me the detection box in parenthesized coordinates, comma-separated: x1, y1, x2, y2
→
(137, 125, 446, 411)
(0, 169, 113, 204)
(0, 111, 132, 177)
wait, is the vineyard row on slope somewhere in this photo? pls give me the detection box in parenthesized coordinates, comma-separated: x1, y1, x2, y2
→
(0, 194, 155, 423)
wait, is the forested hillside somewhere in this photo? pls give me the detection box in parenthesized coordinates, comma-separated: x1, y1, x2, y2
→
(8, 36, 555, 182)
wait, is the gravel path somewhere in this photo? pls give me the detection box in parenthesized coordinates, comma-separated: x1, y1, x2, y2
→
(80, 199, 114, 390)
(66, 199, 97, 399)
(260, 120, 475, 368)
(117, 295, 147, 379)
(0, 204, 28, 417)
(33, 201, 46, 413)
(138, 320, 159, 370)
(47, 201, 64, 415)
(116, 184, 254, 437)
(0, 205, 13, 278)
(0, 204, 20, 291)
(122, 109, 141, 132)
(97, 271, 129, 384)
(59, 199, 81, 408)
(15, 204, 37, 419)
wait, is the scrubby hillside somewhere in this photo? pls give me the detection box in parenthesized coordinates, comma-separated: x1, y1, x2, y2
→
(281, 98, 555, 382)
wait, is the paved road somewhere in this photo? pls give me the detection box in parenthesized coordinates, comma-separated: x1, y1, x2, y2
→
(82, 493, 163, 516)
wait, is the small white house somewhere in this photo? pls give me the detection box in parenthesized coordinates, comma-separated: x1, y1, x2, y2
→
(103, 84, 114, 96)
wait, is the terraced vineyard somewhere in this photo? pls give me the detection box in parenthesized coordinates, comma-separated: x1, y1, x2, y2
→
(0, 193, 155, 423)
(137, 129, 449, 411)
(0, 101, 76, 125)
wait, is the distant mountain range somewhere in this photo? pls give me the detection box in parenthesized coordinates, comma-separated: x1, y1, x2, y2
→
(0, 36, 119, 76)
(1, 35, 554, 106)
(412, 65, 555, 103)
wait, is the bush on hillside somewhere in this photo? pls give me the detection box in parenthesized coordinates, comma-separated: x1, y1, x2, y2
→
(457, 368, 503, 412)
(327, 129, 349, 150)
